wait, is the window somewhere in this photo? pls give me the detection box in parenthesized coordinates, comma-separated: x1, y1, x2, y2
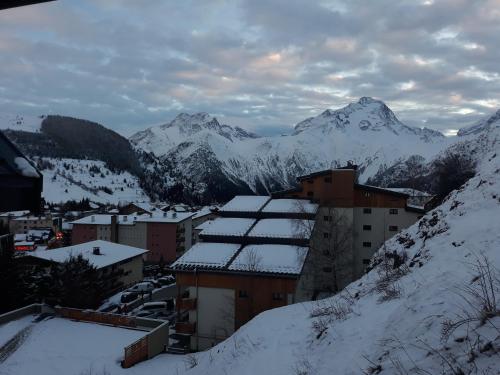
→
(324, 176, 332, 183)
(323, 267, 333, 273)
(363, 208, 372, 214)
(323, 232, 330, 239)
(362, 259, 370, 265)
(363, 242, 371, 248)
(272, 292, 284, 300)
(389, 225, 398, 232)
(238, 290, 249, 298)
(364, 192, 371, 197)
(389, 208, 399, 215)
(363, 224, 372, 231)
(307, 191, 314, 197)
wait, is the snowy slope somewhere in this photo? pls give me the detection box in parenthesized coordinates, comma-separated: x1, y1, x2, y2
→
(158, 118, 500, 374)
(131, 98, 451, 201)
(34, 157, 150, 205)
(0, 113, 44, 133)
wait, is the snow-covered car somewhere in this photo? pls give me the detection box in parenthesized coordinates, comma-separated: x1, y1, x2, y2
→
(138, 301, 168, 314)
(157, 275, 175, 286)
(120, 291, 140, 303)
(143, 278, 161, 288)
(127, 282, 154, 294)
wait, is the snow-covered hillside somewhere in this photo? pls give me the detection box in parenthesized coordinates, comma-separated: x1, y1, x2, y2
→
(131, 98, 451, 201)
(148, 114, 499, 374)
(34, 157, 150, 205)
(0, 113, 44, 133)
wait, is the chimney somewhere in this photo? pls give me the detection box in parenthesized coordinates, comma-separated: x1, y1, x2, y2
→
(110, 215, 118, 243)
(91, 215, 95, 223)
(123, 215, 128, 222)
(93, 246, 101, 255)
(163, 212, 167, 218)
(172, 212, 177, 218)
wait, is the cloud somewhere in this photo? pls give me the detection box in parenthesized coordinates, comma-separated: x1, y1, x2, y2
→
(0, 0, 499, 136)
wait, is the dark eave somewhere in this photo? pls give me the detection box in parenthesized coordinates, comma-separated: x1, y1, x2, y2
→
(296, 165, 358, 182)
(405, 204, 426, 214)
(0, 0, 55, 10)
(168, 265, 300, 279)
(354, 184, 409, 198)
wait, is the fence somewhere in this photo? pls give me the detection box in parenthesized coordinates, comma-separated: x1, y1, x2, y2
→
(122, 319, 169, 368)
(122, 336, 149, 368)
(55, 307, 137, 328)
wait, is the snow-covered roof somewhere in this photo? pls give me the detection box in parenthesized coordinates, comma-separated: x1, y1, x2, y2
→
(200, 218, 256, 237)
(220, 196, 270, 212)
(171, 242, 241, 270)
(192, 206, 214, 219)
(28, 240, 148, 269)
(0, 210, 30, 218)
(229, 244, 308, 275)
(71, 214, 114, 225)
(136, 211, 193, 223)
(262, 199, 318, 214)
(384, 188, 432, 196)
(247, 219, 313, 239)
(195, 219, 214, 231)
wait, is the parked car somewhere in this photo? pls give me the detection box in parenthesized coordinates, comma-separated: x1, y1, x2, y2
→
(138, 301, 168, 314)
(143, 278, 161, 288)
(157, 275, 175, 286)
(120, 291, 140, 303)
(127, 282, 154, 294)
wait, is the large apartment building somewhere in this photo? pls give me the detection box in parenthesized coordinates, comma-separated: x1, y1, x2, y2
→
(274, 165, 425, 292)
(71, 211, 193, 263)
(170, 196, 317, 351)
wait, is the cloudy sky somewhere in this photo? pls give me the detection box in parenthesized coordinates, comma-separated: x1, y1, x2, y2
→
(0, 0, 499, 136)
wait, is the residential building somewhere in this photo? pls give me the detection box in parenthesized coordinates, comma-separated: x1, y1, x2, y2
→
(23, 240, 148, 291)
(9, 213, 55, 235)
(170, 196, 317, 351)
(71, 211, 193, 263)
(0, 131, 42, 214)
(273, 165, 426, 293)
(191, 206, 218, 244)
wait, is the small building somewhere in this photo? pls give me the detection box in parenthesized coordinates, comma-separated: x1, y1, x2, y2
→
(9, 213, 54, 234)
(24, 240, 148, 290)
(0, 131, 42, 214)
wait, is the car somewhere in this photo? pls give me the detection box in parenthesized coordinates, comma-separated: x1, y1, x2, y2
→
(157, 275, 175, 286)
(143, 278, 161, 288)
(138, 301, 168, 314)
(120, 291, 140, 303)
(127, 282, 154, 294)
(135, 310, 156, 318)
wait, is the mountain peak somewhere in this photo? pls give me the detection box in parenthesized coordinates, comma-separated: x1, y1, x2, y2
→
(457, 109, 500, 137)
(358, 96, 380, 105)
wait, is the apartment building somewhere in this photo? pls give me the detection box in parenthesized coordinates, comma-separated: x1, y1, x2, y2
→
(274, 166, 425, 293)
(170, 196, 317, 351)
(71, 211, 193, 263)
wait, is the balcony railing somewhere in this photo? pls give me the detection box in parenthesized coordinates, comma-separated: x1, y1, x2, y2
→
(177, 297, 196, 311)
(175, 321, 196, 334)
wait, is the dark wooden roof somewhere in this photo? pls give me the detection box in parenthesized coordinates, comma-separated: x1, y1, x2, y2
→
(354, 184, 409, 198)
(0, 131, 41, 179)
(0, 1, 55, 10)
(296, 165, 358, 181)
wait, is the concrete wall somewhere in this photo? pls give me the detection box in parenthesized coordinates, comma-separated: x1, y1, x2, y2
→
(352, 207, 421, 277)
(119, 256, 144, 287)
(188, 286, 235, 351)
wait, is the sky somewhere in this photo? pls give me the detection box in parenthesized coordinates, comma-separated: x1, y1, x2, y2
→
(0, 0, 499, 137)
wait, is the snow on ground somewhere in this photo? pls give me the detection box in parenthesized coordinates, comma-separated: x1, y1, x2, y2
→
(0, 114, 43, 133)
(0, 316, 147, 375)
(35, 157, 149, 205)
(0, 316, 33, 348)
(229, 244, 308, 274)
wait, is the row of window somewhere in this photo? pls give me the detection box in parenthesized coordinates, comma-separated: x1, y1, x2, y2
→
(362, 224, 399, 232)
(363, 208, 399, 214)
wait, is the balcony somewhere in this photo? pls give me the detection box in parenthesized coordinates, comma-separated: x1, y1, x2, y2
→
(175, 321, 196, 334)
(177, 297, 197, 311)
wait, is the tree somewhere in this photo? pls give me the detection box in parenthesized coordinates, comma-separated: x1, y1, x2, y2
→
(434, 151, 476, 202)
(0, 242, 32, 313)
(294, 202, 354, 298)
(38, 255, 122, 309)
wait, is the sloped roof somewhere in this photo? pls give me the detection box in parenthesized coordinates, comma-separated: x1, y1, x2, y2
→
(171, 242, 240, 270)
(0, 131, 41, 179)
(220, 196, 270, 212)
(262, 199, 318, 214)
(247, 219, 313, 239)
(200, 217, 256, 236)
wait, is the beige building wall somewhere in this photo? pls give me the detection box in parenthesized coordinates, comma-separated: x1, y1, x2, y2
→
(118, 256, 144, 287)
(188, 286, 235, 351)
(10, 216, 54, 234)
(118, 222, 148, 249)
(352, 207, 421, 277)
(96, 225, 111, 241)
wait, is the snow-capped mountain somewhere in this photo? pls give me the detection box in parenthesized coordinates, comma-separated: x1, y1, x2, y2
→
(139, 107, 500, 375)
(0, 113, 45, 133)
(131, 97, 451, 203)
